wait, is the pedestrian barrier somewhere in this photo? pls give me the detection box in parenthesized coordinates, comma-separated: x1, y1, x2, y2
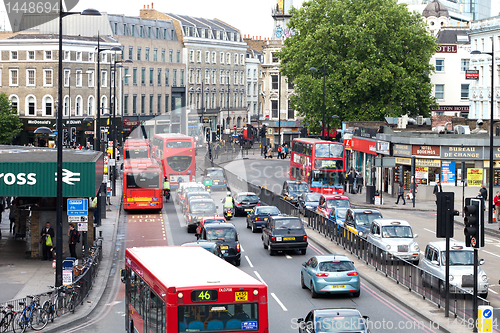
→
(0, 238, 103, 331)
(204, 153, 490, 325)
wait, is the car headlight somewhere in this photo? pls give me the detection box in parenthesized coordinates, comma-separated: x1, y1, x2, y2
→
(412, 244, 420, 252)
(386, 245, 391, 251)
(358, 231, 364, 237)
(481, 275, 488, 282)
(449, 275, 454, 282)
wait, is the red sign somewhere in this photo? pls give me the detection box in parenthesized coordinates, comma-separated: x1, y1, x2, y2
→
(465, 70, 479, 80)
(344, 139, 352, 149)
(123, 118, 139, 127)
(234, 125, 236, 130)
(436, 45, 457, 53)
(412, 145, 440, 157)
(352, 137, 377, 155)
(471, 237, 476, 247)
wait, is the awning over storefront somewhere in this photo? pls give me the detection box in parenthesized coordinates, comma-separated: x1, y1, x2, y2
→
(352, 137, 377, 155)
(0, 146, 103, 197)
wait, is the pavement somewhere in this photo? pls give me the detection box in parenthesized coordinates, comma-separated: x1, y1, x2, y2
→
(0, 173, 123, 331)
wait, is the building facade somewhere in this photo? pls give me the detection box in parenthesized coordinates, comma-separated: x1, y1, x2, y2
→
(245, 47, 263, 124)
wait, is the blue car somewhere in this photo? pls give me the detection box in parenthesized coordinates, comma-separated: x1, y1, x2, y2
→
(328, 207, 349, 229)
(246, 206, 281, 233)
(301, 254, 360, 298)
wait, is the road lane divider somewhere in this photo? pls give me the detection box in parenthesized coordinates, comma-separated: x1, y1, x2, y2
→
(270, 293, 288, 311)
(254, 271, 267, 286)
(285, 254, 292, 259)
(482, 250, 500, 259)
(488, 288, 498, 295)
(245, 256, 254, 268)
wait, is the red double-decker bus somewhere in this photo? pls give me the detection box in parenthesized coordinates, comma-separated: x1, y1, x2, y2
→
(152, 134, 196, 189)
(290, 138, 345, 194)
(124, 138, 150, 159)
(122, 158, 163, 210)
(124, 246, 269, 333)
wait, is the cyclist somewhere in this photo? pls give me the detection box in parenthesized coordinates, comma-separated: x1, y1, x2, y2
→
(163, 177, 170, 200)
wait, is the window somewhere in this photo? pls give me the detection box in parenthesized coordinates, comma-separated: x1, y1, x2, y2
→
(100, 96, 107, 115)
(205, 69, 209, 84)
(435, 84, 444, 100)
(157, 68, 162, 86)
(189, 69, 194, 84)
(43, 96, 53, 116)
(124, 68, 129, 85)
(141, 94, 145, 114)
(165, 95, 169, 113)
(272, 52, 278, 63)
(75, 70, 82, 87)
(43, 69, 53, 86)
(101, 70, 107, 87)
(145, 48, 150, 61)
(89, 52, 94, 63)
(240, 71, 244, 84)
(137, 47, 142, 61)
(141, 68, 146, 85)
(234, 53, 238, 65)
(26, 95, 36, 116)
(220, 52, 224, 64)
(220, 70, 225, 84)
(27, 51, 34, 60)
(169, 50, 173, 62)
(157, 94, 161, 114)
(132, 95, 137, 114)
(272, 75, 278, 89)
(189, 50, 194, 62)
(133, 68, 137, 85)
(124, 94, 129, 114)
(173, 69, 177, 86)
(131, 25, 136, 36)
(64, 69, 70, 87)
(45, 50, 52, 60)
(461, 59, 470, 72)
(180, 69, 184, 85)
(88, 70, 94, 87)
(272, 100, 278, 118)
(75, 96, 82, 116)
(139, 26, 143, 37)
(212, 51, 216, 63)
(234, 71, 238, 84)
(9, 96, 18, 113)
(110, 70, 115, 88)
(64, 51, 70, 60)
(196, 69, 201, 84)
(101, 53, 106, 63)
(240, 54, 244, 65)
(76, 52, 82, 61)
(196, 50, 201, 63)
(165, 69, 169, 85)
(88, 96, 94, 115)
(287, 100, 294, 119)
(435, 59, 444, 72)
(149, 94, 154, 114)
(211, 70, 216, 84)
(211, 93, 215, 108)
(205, 51, 210, 63)
(156, 27, 159, 39)
(153, 48, 157, 62)
(149, 68, 154, 85)
(148, 26, 151, 38)
(11, 51, 18, 60)
(461, 84, 469, 99)
(288, 79, 294, 90)
(128, 46, 133, 60)
(161, 49, 165, 62)
(226, 52, 231, 64)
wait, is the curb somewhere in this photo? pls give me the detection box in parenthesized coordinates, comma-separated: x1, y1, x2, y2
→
(306, 231, 457, 333)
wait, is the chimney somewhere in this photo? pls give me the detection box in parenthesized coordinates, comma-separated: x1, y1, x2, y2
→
(151, 2, 154, 8)
(143, 4, 145, 8)
(147, 4, 149, 8)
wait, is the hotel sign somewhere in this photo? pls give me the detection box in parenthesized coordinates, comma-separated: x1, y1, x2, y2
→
(412, 145, 440, 157)
(441, 146, 483, 159)
(436, 45, 457, 53)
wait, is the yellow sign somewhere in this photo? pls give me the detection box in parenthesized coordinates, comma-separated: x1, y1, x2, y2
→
(235, 291, 248, 302)
(467, 168, 483, 186)
(416, 159, 440, 167)
(478, 305, 493, 333)
(395, 157, 411, 165)
(278, 0, 284, 13)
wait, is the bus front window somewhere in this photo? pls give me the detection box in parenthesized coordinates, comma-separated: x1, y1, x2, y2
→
(310, 170, 344, 189)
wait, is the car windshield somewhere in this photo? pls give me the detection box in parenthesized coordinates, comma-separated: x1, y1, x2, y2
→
(381, 226, 413, 238)
(206, 228, 236, 241)
(188, 194, 210, 201)
(318, 261, 355, 272)
(190, 202, 216, 214)
(275, 219, 303, 229)
(238, 195, 259, 201)
(305, 193, 322, 202)
(354, 212, 382, 226)
(326, 199, 350, 209)
(335, 209, 348, 219)
(203, 219, 225, 225)
(289, 183, 309, 192)
(256, 207, 280, 215)
(315, 315, 365, 332)
(207, 169, 224, 178)
(441, 250, 474, 266)
(185, 186, 205, 193)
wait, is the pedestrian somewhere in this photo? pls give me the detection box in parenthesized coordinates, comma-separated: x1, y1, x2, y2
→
(68, 223, 80, 258)
(395, 182, 405, 205)
(267, 146, 273, 159)
(409, 178, 418, 201)
(356, 171, 363, 194)
(494, 191, 500, 223)
(479, 183, 488, 201)
(277, 145, 282, 159)
(9, 200, 16, 234)
(284, 144, 289, 158)
(433, 180, 443, 203)
(347, 170, 355, 194)
(0, 197, 4, 224)
(40, 222, 55, 260)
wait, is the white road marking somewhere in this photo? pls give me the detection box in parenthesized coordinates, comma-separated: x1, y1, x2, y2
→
(482, 250, 500, 259)
(484, 238, 495, 243)
(495, 244, 500, 248)
(254, 271, 267, 286)
(488, 288, 498, 295)
(420, 251, 425, 256)
(271, 293, 288, 311)
(285, 254, 292, 259)
(423, 228, 434, 233)
(240, 245, 245, 252)
(245, 256, 254, 268)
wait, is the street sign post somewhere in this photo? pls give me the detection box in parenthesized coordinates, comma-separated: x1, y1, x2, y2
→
(67, 198, 88, 216)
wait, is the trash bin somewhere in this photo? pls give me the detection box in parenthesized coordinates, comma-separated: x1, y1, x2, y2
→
(366, 185, 375, 204)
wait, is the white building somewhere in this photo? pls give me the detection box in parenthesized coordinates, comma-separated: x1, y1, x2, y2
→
(468, 16, 500, 120)
(245, 48, 263, 123)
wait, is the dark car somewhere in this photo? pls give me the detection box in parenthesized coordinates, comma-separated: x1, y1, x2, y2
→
(233, 192, 261, 216)
(297, 308, 370, 333)
(202, 167, 227, 191)
(180, 240, 222, 258)
(185, 198, 217, 233)
(298, 192, 322, 217)
(262, 215, 308, 256)
(199, 222, 241, 266)
(246, 206, 281, 233)
(282, 180, 310, 206)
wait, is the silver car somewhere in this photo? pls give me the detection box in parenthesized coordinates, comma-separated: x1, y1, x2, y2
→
(420, 241, 488, 298)
(366, 219, 420, 264)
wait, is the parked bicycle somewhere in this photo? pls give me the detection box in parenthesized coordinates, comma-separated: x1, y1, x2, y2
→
(42, 286, 61, 323)
(0, 304, 17, 333)
(12, 295, 48, 333)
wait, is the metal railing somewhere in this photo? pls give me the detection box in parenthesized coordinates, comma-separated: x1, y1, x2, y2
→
(0, 238, 103, 331)
(204, 153, 490, 324)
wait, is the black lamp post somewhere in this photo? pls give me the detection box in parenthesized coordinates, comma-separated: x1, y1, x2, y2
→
(471, 48, 494, 225)
(56, 3, 100, 287)
(309, 64, 326, 140)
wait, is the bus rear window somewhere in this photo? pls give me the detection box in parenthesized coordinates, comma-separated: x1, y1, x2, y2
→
(167, 156, 193, 172)
(178, 303, 259, 332)
(166, 141, 193, 148)
(126, 172, 160, 189)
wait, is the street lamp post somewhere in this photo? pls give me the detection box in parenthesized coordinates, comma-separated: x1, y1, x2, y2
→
(309, 64, 326, 140)
(227, 71, 230, 134)
(56, 3, 100, 287)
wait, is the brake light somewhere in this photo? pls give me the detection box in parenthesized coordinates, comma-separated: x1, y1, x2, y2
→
(316, 273, 329, 277)
(303, 235, 307, 241)
(188, 215, 191, 222)
(270, 236, 276, 242)
(255, 217, 261, 221)
(236, 243, 240, 252)
(347, 272, 358, 276)
(236, 202, 241, 206)
(257, 202, 261, 205)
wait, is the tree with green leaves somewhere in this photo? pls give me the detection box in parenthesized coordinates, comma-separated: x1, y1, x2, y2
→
(279, 0, 438, 132)
(0, 92, 22, 144)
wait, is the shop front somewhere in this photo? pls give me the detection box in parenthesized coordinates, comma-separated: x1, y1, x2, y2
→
(351, 136, 377, 186)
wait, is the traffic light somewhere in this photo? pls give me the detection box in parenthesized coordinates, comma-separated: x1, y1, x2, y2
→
(63, 129, 68, 143)
(216, 125, 221, 139)
(464, 198, 482, 248)
(261, 125, 267, 137)
(436, 192, 458, 238)
(71, 127, 76, 141)
(205, 127, 210, 142)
